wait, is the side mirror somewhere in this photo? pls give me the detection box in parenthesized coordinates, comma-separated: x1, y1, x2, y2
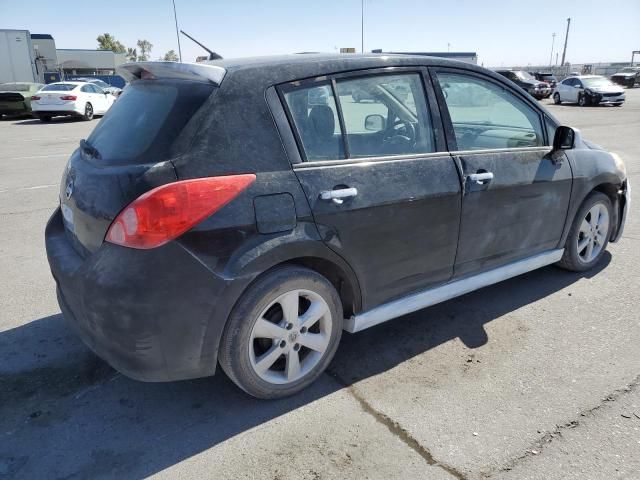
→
(364, 114, 386, 132)
(553, 126, 575, 150)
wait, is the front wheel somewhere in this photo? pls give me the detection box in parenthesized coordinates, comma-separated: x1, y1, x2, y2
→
(82, 103, 94, 121)
(557, 192, 613, 272)
(578, 94, 588, 107)
(553, 92, 561, 104)
(218, 266, 343, 399)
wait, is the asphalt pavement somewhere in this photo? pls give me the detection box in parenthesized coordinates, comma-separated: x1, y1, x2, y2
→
(0, 89, 639, 480)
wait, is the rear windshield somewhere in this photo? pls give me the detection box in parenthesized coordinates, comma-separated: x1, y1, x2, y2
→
(42, 84, 77, 91)
(86, 79, 215, 165)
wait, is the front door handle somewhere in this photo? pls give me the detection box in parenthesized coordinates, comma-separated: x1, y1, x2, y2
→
(467, 172, 494, 185)
(320, 187, 358, 205)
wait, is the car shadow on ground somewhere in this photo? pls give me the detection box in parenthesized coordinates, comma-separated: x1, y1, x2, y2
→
(12, 117, 89, 125)
(0, 254, 610, 478)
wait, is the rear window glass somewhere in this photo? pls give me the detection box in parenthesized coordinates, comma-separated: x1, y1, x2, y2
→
(42, 84, 77, 91)
(86, 80, 215, 165)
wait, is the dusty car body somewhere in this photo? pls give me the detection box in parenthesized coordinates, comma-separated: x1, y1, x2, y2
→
(46, 55, 629, 398)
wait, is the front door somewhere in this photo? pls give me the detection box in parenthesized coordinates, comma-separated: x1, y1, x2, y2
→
(432, 68, 572, 277)
(280, 70, 462, 309)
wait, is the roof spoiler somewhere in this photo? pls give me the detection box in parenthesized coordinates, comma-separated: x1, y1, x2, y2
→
(117, 61, 226, 85)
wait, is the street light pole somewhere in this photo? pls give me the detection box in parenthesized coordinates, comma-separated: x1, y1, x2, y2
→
(172, 0, 183, 62)
(361, 0, 364, 53)
(549, 32, 556, 67)
(560, 17, 570, 67)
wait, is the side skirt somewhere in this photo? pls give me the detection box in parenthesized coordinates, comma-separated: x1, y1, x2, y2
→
(344, 249, 564, 333)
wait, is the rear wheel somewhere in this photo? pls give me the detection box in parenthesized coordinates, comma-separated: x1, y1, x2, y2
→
(557, 192, 612, 272)
(82, 103, 94, 121)
(219, 266, 343, 399)
(553, 92, 561, 104)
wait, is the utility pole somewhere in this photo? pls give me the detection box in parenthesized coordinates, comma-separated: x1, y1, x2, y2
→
(549, 33, 556, 67)
(172, 0, 183, 62)
(560, 18, 570, 67)
(447, 42, 450, 52)
(361, 0, 364, 53)
(555, 52, 559, 66)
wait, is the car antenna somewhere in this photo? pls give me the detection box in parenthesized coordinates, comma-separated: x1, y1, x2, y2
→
(179, 30, 223, 61)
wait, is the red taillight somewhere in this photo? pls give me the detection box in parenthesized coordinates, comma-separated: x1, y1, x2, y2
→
(60, 95, 77, 101)
(31, 95, 40, 100)
(105, 174, 256, 249)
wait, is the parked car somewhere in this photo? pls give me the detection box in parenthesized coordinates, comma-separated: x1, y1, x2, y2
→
(0, 82, 44, 118)
(531, 72, 557, 89)
(352, 82, 409, 103)
(553, 75, 625, 106)
(45, 56, 629, 399)
(31, 81, 116, 122)
(610, 67, 640, 87)
(73, 77, 123, 96)
(494, 70, 552, 99)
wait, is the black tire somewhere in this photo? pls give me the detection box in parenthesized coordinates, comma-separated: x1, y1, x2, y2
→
(557, 192, 613, 272)
(578, 93, 588, 107)
(614, 103, 623, 107)
(40, 115, 51, 123)
(218, 266, 343, 399)
(82, 103, 94, 121)
(553, 92, 561, 105)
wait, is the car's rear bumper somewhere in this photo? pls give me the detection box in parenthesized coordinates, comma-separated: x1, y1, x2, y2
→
(33, 103, 83, 115)
(0, 102, 29, 114)
(45, 208, 239, 381)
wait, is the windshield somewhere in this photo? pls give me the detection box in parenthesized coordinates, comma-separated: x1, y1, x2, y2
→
(91, 80, 110, 88)
(41, 83, 77, 92)
(0, 83, 32, 92)
(582, 77, 614, 88)
(515, 71, 536, 81)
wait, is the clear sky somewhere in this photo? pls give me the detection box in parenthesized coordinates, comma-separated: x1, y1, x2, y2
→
(2, 0, 639, 67)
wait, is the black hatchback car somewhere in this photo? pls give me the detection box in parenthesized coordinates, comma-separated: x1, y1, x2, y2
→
(46, 55, 630, 399)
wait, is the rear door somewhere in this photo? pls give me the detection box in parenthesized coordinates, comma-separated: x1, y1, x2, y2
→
(432, 68, 572, 277)
(280, 69, 462, 309)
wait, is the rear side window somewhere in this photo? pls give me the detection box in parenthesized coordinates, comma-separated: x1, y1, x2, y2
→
(437, 72, 544, 150)
(86, 80, 215, 165)
(281, 72, 435, 161)
(282, 83, 345, 161)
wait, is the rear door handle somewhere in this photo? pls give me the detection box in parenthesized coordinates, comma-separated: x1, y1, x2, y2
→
(320, 187, 358, 205)
(467, 172, 494, 185)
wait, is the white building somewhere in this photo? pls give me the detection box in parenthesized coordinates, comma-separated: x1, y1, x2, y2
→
(56, 49, 128, 75)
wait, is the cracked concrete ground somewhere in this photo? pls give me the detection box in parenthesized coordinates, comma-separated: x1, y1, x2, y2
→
(0, 89, 639, 480)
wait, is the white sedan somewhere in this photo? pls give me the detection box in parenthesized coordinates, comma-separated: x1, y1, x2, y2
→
(31, 81, 116, 122)
(553, 75, 625, 107)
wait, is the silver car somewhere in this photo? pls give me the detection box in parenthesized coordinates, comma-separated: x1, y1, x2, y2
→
(553, 75, 625, 107)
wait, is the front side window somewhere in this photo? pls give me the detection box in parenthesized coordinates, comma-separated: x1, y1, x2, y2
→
(437, 72, 544, 150)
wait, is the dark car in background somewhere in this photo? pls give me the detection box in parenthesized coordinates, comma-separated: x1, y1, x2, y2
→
(495, 70, 552, 99)
(46, 56, 629, 399)
(611, 67, 640, 87)
(0, 82, 44, 118)
(531, 72, 557, 89)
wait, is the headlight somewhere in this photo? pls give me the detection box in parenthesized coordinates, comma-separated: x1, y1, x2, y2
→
(611, 152, 627, 176)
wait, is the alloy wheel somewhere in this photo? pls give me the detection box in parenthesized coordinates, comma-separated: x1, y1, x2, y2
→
(576, 203, 609, 263)
(248, 289, 332, 385)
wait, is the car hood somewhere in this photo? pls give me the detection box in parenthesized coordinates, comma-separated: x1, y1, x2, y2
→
(588, 85, 624, 94)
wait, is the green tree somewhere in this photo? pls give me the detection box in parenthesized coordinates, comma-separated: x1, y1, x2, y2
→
(163, 50, 179, 62)
(126, 47, 137, 62)
(136, 39, 153, 61)
(96, 33, 126, 53)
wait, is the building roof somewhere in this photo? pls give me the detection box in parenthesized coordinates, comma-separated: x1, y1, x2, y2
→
(30, 34, 54, 40)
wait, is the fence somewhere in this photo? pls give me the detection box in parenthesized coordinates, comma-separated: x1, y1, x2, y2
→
(43, 73, 126, 87)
